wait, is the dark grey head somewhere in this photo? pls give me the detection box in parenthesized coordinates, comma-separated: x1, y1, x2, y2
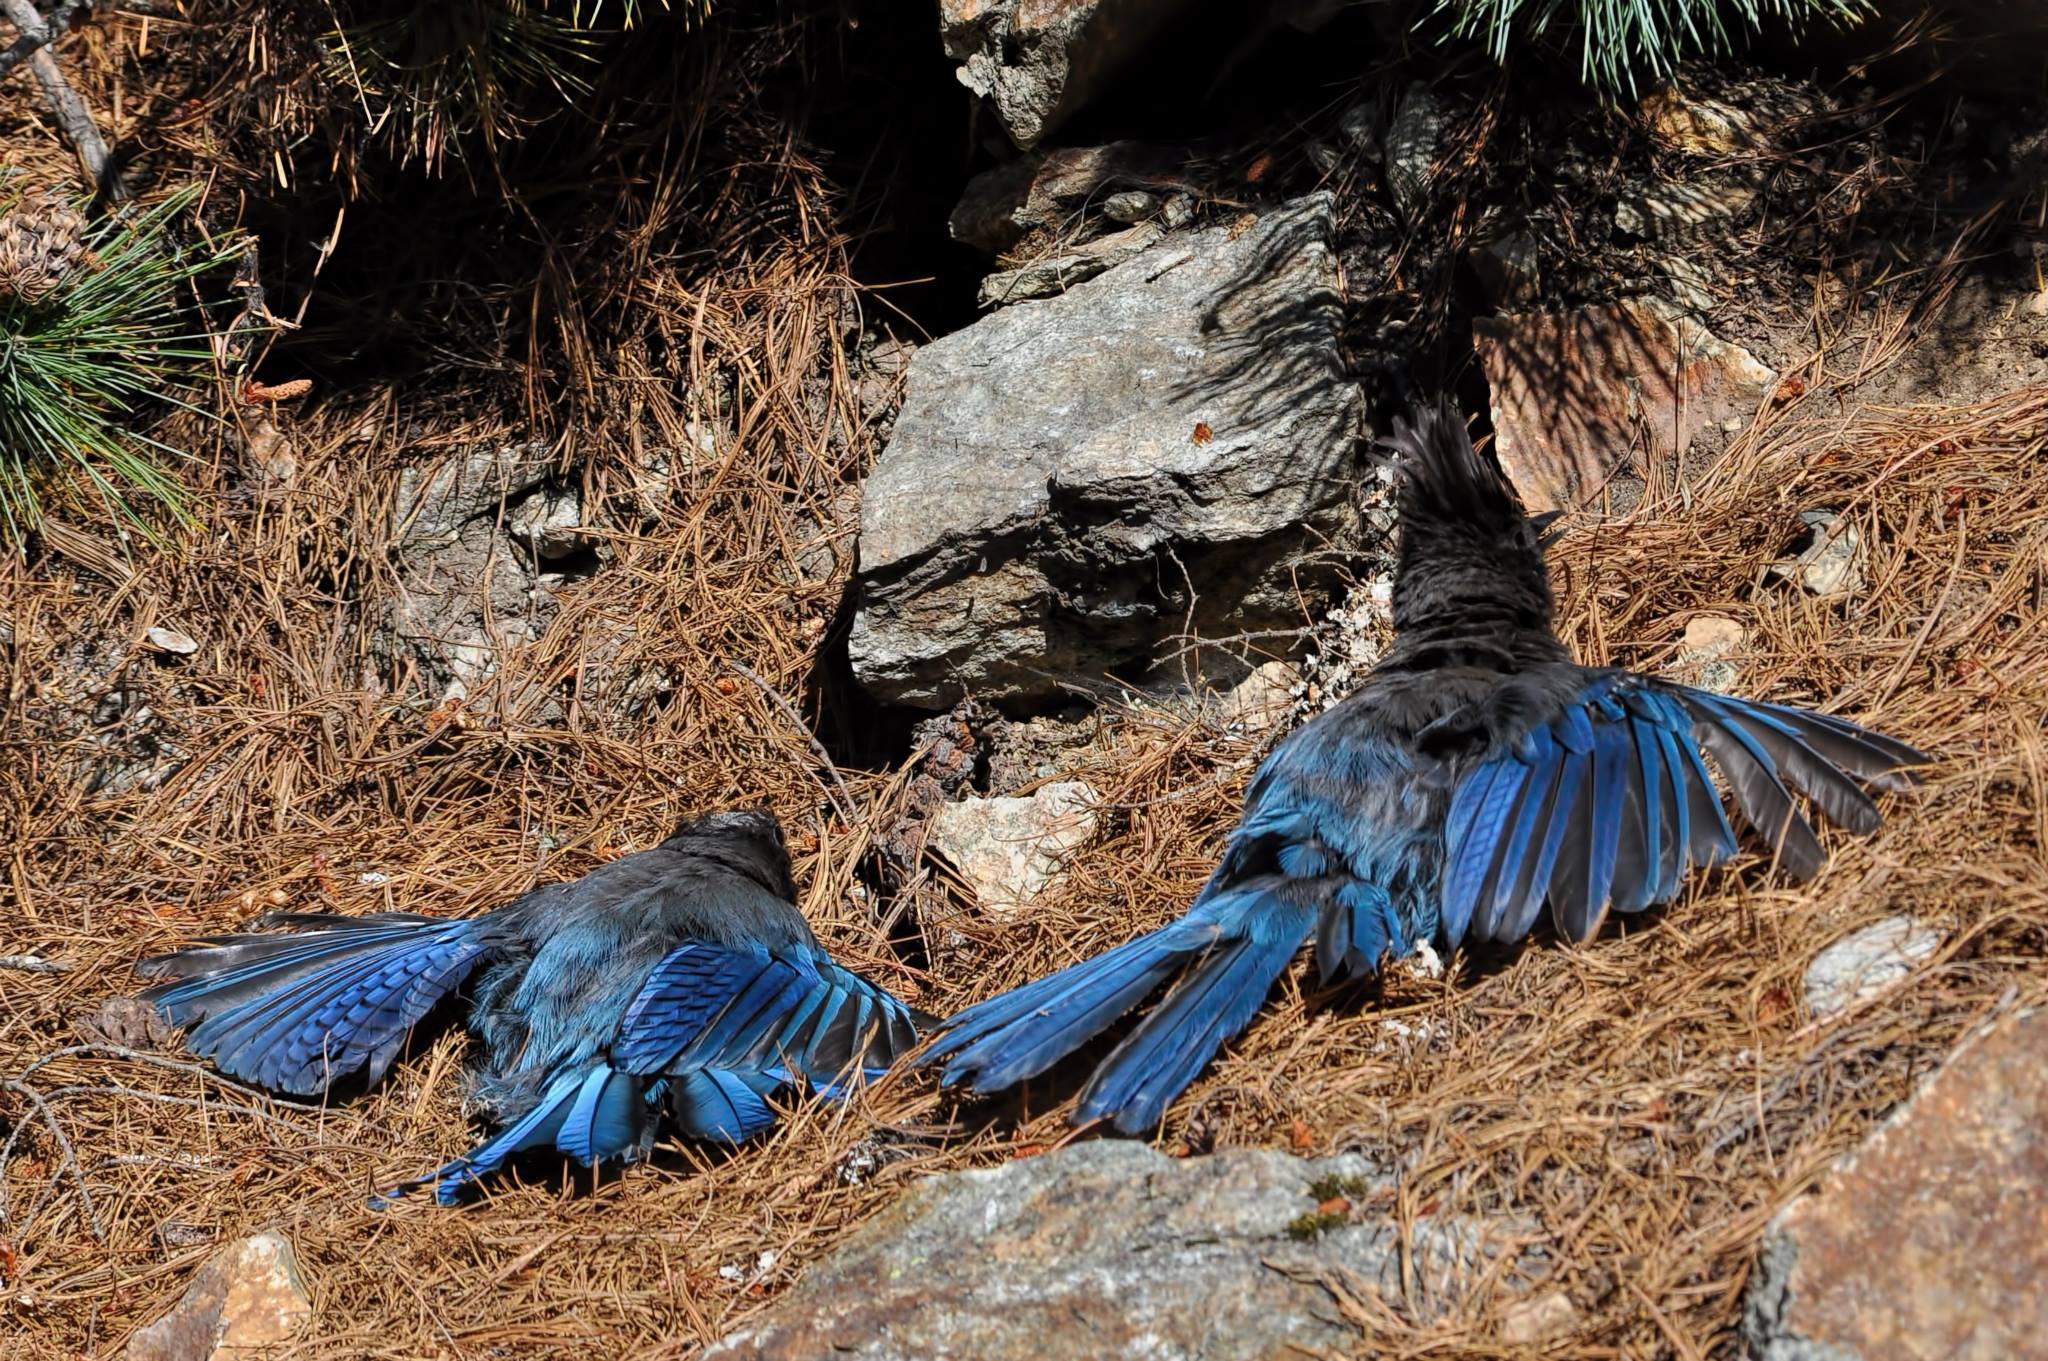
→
(663, 807, 797, 900)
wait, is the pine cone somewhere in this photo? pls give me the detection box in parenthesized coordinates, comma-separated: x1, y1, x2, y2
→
(0, 192, 90, 306)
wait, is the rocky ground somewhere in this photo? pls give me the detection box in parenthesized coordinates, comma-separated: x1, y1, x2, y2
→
(4, 2, 2048, 1358)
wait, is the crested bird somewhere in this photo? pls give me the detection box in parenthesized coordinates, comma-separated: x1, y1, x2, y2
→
(923, 399, 1925, 1134)
(136, 809, 919, 1204)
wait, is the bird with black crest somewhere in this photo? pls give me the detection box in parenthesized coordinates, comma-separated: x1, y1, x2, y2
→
(135, 808, 919, 1204)
(923, 398, 1927, 1134)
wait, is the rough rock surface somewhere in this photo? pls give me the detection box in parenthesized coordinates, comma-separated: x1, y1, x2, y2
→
(125, 1231, 312, 1361)
(940, 1, 1194, 150)
(950, 141, 1185, 255)
(384, 517, 552, 702)
(1474, 295, 1775, 514)
(850, 193, 1361, 709)
(1746, 1008, 2048, 1361)
(977, 222, 1164, 306)
(705, 1141, 1520, 1361)
(1771, 509, 1868, 599)
(928, 780, 1099, 917)
(1803, 916, 1943, 1021)
(389, 440, 553, 543)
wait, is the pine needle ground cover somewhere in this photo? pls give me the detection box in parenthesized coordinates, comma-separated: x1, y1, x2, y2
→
(3, 4, 2045, 1359)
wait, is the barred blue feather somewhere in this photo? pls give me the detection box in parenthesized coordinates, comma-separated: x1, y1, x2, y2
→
(924, 399, 1926, 1134)
(138, 810, 919, 1205)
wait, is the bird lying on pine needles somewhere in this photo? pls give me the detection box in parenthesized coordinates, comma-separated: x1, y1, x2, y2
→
(923, 397, 1928, 1134)
(136, 809, 919, 1204)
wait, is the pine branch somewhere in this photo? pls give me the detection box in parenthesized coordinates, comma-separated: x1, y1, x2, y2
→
(1, 0, 117, 195)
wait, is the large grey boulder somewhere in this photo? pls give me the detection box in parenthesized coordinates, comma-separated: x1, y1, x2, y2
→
(849, 193, 1362, 710)
(705, 1141, 1523, 1361)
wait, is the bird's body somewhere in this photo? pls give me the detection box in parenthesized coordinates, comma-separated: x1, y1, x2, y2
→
(137, 810, 918, 1203)
(926, 400, 1925, 1133)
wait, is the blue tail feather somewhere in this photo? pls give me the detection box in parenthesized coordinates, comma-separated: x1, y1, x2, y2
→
(1076, 888, 1316, 1133)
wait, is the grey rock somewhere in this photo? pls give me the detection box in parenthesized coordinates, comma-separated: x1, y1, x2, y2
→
(506, 485, 591, 560)
(1100, 189, 1160, 223)
(1337, 100, 1378, 158)
(1746, 1008, 2048, 1361)
(390, 440, 553, 542)
(850, 193, 1362, 709)
(125, 1231, 311, 1361)
(976, 222, 1165, 307)
(940, 0, 1197, 150)
(950, 142, 1185, 255)
(1803, 916, 1943, 1020)
(382, 518, 553, 702)
(705, 1141, 1521, 1361)
(1771, 511, 1867, 599)
(1385, 82, 1443, 220)
(1161, 191, 1195, 229)
(928, 780, 1099, 918)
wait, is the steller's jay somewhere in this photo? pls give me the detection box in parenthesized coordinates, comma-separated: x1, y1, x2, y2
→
(924, 399, 1926, 1134)
(136, 809, 919, 1203)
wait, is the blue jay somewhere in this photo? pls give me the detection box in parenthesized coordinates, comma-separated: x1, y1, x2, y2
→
(925, 399, 1925, 1134)
(136, 809, 918, 1203)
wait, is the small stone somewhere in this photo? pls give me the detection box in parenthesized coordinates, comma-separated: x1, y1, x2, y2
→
(1337, 101, 1377, 157)
(144, 626, 199, 656)
(1101, 190, 1159, 224)
(1615, 180, 1757, 241)
(950, 141, 1184, 254)
(1674, 614, 1746, 694)
(1771, 510, 1867, 599)
(1303, 141, 1342, 175)
(1385, 82, 1442, 220)
(928, 781, 1099, 918)
(506, 485, 591, 561)
(125, 1231, 311, 1361)
(244, 419, 297, 486)
(1161, 192, 1196, 230)
(1216, 660, 1300, 730)
(1499, 1289, 1577, 1345)
(1746, 1008, 2048, 1361)
(1640, 87, 1760, 156)
(1803, 916, 1943, 1020)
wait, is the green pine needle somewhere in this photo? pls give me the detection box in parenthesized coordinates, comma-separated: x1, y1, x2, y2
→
(0, 186, 241, 551)
(1436, 0, 1873, 94)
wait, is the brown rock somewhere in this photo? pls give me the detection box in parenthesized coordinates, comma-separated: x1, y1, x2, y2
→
(1474, 296, 1776, 514)
(126, 1231, 312, 1361)
(1640, 87, 1760, 155)
(1746, 1008, 2048, 1361)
